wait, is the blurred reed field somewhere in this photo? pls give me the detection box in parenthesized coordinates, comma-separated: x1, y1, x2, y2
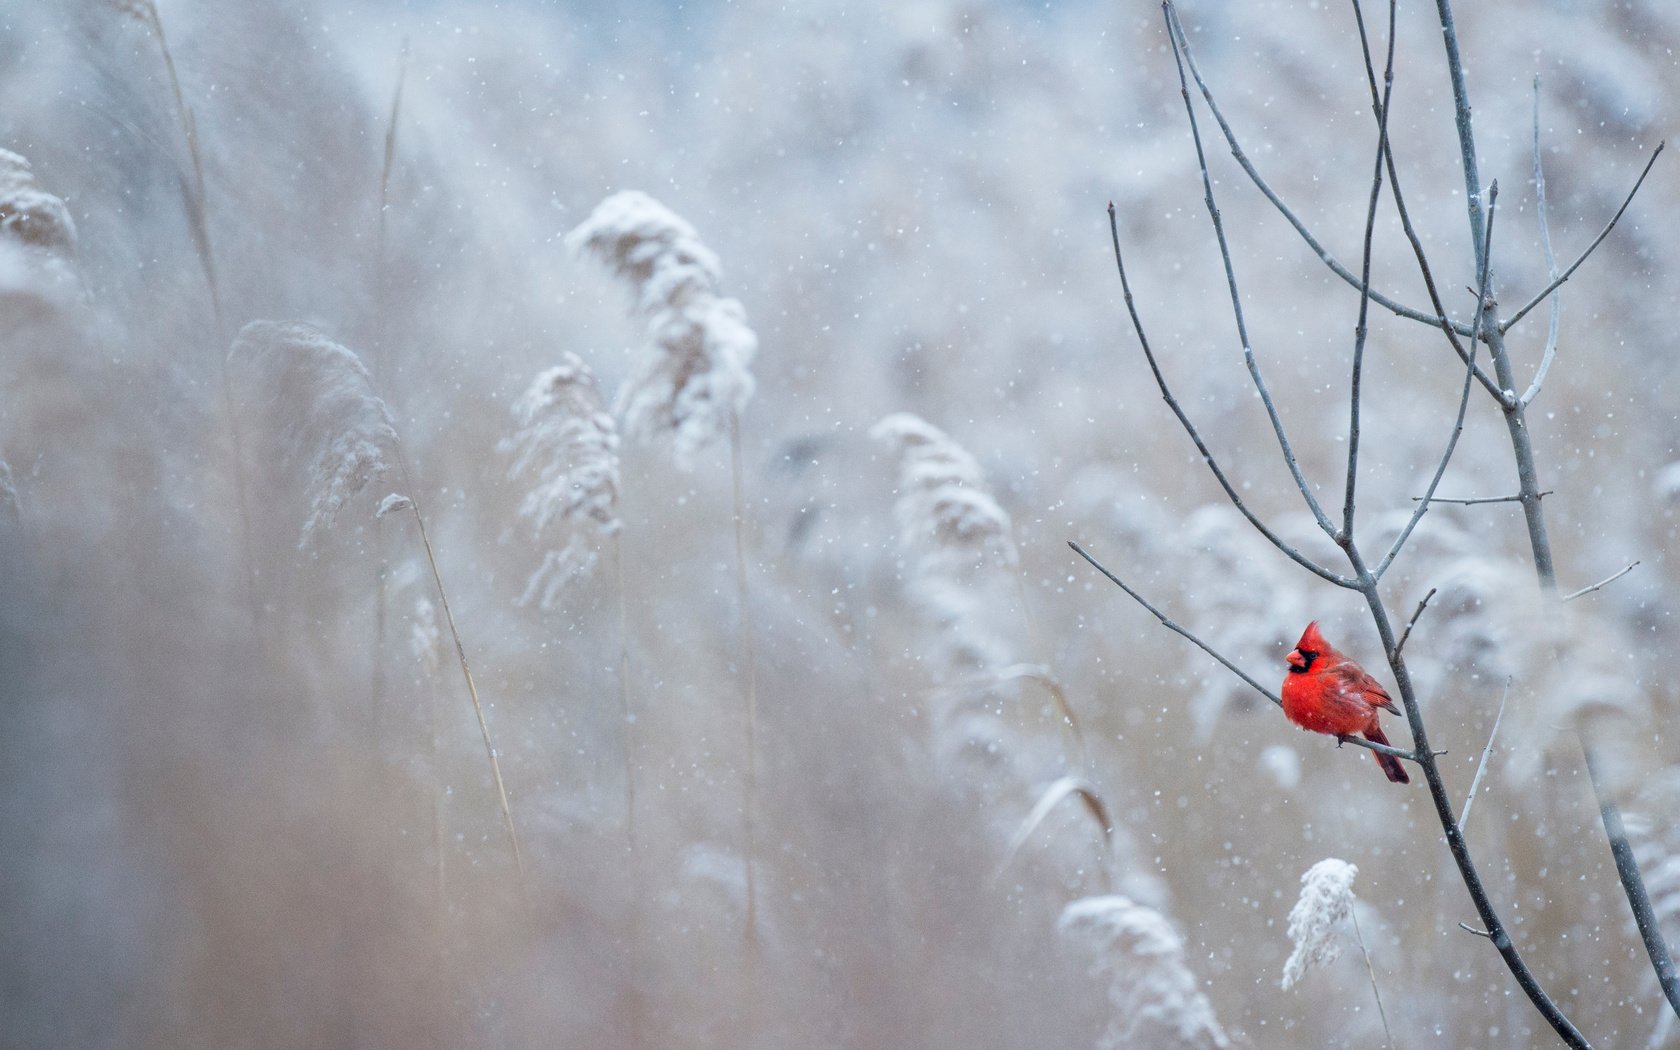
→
(2, 0, 1680, 1047)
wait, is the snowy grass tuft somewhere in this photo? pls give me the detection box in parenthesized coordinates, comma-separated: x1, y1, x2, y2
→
(500, 352, 622, 608)
(229, 321, 398, 547)
(873, 411, 1017, 677)
(567, 190, 756, 466)
(1059, 894, 1230, 1049)
(1282, 858, 1358, 990)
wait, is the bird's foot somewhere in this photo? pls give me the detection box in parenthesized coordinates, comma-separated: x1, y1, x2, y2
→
(1335, 734, 1351, 749)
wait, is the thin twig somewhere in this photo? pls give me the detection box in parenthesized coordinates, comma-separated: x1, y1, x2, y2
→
(1519, 79, 1562, 408)
(1371, 184, 1496, 580)
(1330, 0, 1508, 403)
(1339, 0, 1399, 545)
(1458, 922, 1493, 939)
(1412, 491, 1549, 506)
(1163, 3, 1340, 542)
(1582, 743, 1680, 1020)
(1423, 4, 1590, 1041)
(1502, 142, 1665, 333)
(1106, 204, 1354, 588)
(1458, 677, 1511, 830)
(1562, 561, 1639, 602)
(1350, 907, 1395, 1050)
(1067, 542, 1413, 763)
(1392, 587, 1436, 658)
(1162, 2, 1470, 336)
(1069, 541, 1279, 706)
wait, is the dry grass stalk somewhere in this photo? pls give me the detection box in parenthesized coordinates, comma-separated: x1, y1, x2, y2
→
(1281, 858, 1391, 1046)
(571, 190, 762, 948)
(0, 459, 17, 519)
(230, 320, 524, 879)
(1000, 775, 1114, 885)
(113, 0, 220, 330)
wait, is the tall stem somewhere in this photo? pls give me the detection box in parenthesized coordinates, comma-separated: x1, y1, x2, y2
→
(613, 532, 645, 1048)
(1433, 1, 1676, 1024)
(398, 452, 524, 880)
(729, 413, 760, 949)
(1346, 549, 1589, 1048)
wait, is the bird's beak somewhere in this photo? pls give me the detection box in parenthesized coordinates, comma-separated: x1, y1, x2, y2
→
(1286, 649, 1306, 669)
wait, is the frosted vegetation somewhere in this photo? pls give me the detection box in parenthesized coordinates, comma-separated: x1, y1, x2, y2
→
(1, 1, 1678, 1047)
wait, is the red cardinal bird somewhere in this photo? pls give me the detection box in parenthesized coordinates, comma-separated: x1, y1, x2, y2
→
(1282, 622, 1409, 784)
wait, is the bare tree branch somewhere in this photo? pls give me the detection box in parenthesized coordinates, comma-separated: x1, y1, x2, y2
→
(1412, 491, 1549, 506)
(1106, 204, 1355, 588)
(1392, 587, 1436, 658)
(1423, 2, 1594, 1040)
(1581, 744, 1680, 1020)
(1519, 79, 1563, 409)
(1162, 3, 1341, 542)
(1162, 3, 1468, 335)
(1562, 561, 1639, 602)
(1371, 183, 1496, 581)
(1066, 541, 1415, 763)
(1339, 0, 1401, 544)
(1502, 141, 1665, 334)
(1458, 677, 1512, 830)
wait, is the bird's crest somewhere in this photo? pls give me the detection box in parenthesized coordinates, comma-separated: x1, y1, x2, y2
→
(1295, 621, 1330, 655)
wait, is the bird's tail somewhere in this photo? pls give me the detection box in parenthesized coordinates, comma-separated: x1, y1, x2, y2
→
(1364, 725, 1410, 784)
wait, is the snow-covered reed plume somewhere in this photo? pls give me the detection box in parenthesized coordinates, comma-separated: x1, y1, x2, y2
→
(229, 321, 398, 547)
(1282, 858, 1358, 989)
(566, 190, 756, 465)
(0, 149, 78, 311)
(872, 411, 1018, 676)
(1058, 895, 1229, 1049)
(0, 459, 17, 518)
(499, 352, 622, 608)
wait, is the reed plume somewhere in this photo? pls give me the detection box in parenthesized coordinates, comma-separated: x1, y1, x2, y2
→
(229, 321, 398, 547)
(229, 320, 523, 876)
(0, 149, 79, 312)
(500, 352, 622, 608)
(1058, 895, 1230, 1049)
(566, 190, 756, 466)
(872, 411, 1017, 677)
(569, 188, 762, 950)
(1281, 858, 1359, 990)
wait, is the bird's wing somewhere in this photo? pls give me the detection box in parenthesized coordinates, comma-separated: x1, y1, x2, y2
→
(1329, 662, 1401, 715)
